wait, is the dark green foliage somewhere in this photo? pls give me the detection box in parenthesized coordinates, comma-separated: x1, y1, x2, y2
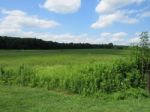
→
(0, 36, 118, 49)
(0, 67, 13, 84)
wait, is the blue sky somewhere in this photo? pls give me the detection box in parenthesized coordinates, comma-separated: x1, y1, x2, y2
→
(0, 0, 150, 44)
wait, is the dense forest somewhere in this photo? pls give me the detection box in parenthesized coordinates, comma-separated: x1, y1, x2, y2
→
(0, 36, 127, 49)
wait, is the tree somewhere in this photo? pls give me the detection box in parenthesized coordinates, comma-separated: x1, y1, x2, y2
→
(134, 32, 150, 76)
(139, 32, 150, 75)
(0, 36, 117, 49)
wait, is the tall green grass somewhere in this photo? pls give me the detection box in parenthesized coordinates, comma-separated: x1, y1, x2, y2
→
(0, 58, 148, 98)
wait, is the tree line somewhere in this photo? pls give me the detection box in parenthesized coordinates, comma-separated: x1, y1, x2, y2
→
(0, 36, 127, 49)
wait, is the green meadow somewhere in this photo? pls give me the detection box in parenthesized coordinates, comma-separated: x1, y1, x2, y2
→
(0, 49, 128, 66)
(0, 49, 150, 112)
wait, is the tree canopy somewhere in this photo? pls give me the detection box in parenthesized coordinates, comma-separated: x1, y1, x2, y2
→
(0, 36, 123, 49)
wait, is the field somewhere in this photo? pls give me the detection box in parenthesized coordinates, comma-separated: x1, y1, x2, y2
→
(0, 49, 150, 112)
(0, 49, 128, 66)
(0, 85, 150, 112)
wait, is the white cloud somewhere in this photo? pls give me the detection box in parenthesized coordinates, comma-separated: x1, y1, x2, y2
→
(139, 11, 150, 18)
(41, 0, 81, 14)
(129, 32, 150, 44)
(0, 9, 59, 35)
(98, 32, 128, 44)
(96, 0, 145, 14)
(91, 11, 138, 28)
(92, 0, 146, 28)
(129, 37, 140, 44)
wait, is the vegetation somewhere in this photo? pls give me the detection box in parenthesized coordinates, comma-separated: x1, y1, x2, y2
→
(132, 32, 150, 75)
(1, 85, 150, 112)
(0, 48, 149, 98)
(0, 36, 115, 49)
(0, 49, 128, 66)
(0, 36, 129, 50)
(0, 32, 150, 111)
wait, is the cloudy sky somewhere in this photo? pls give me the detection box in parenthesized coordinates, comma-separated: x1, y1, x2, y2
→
(0, 0, 150, 44)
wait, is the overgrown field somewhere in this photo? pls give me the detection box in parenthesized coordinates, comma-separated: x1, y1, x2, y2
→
(0, 49, 149, 98)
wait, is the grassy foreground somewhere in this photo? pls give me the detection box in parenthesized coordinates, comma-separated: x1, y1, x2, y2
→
(0, 85, 150, 112)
